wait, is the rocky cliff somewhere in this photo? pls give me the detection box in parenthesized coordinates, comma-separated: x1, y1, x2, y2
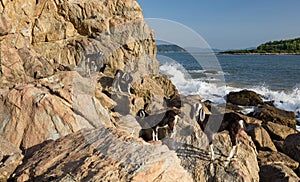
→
(1, 0, 299, 181)
(0, 0, 159, 84)
(0, 0, 165, 147)
(0, 0, 185, 181)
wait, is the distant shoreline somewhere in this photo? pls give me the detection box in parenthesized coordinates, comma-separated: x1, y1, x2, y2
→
(158, 52, 300, 55)
(219, 37, 300, 55)
(219, 52, 300, 55)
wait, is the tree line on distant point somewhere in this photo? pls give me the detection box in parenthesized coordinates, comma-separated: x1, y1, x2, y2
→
(221, 37, 300, 54)
(156, 44, 186, 53)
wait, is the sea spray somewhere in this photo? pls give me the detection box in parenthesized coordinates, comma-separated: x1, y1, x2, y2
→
(159, 62, 227, 104)
(159, 62, 300, 119)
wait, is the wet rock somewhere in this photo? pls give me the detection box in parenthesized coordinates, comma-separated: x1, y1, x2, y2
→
(264, 121, 298, 141)
(227, 111, 263, 125)
(240, 114, 263, 125)
(253, 104, 296, 129)
(226, 90, 264, 106)
(224, 102, 244, 112)
(257, 151, 299, 170)
(13, 127, 192, 182)
(209, 104, 262, 126)
(283, 133, 300, 162)
(0, 136, 23, 181)
(204, 70, 219, 74)
(247, 125, 277, 152)
(259, 164, 300, 182)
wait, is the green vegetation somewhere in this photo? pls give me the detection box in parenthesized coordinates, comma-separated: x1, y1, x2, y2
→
(157, 44, 186, 53)
(221, 37, 300, 54)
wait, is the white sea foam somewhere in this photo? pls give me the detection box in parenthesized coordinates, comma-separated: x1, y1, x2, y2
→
(245, 86, 300, 113)
(160, 62, 227, 104)
(188, 69, 230, 75)
(160, 62, 300, 119)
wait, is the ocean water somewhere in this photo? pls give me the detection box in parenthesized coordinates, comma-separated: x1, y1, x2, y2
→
(157, 52, 300, 128)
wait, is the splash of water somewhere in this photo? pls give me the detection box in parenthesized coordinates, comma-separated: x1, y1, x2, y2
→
(160, 62, 300, 117)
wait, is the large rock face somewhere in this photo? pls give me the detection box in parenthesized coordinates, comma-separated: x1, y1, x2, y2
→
(0, 0, 163, 149)
(0, 0, 159, 87)
(0, 0, 187, 181)
(13, 127, 192, 182)
(0, 72, 112, 150)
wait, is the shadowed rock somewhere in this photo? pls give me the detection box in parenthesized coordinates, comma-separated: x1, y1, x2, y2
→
(259, 164, 300, 182)
(263, 121, 298, 141)
(283, 133, 300, 163)
(257, 151, 299, 170)
(226, 90, 263, 106)
(253, 104, 296, 129)
(179, 131, 259, 182)
(13, 127, 192, 182)
(171, 98, 259, 182)
(247, 124, 277, 152)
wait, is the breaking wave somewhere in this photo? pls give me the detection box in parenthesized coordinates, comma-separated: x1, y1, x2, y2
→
(159, 62, 300, 122)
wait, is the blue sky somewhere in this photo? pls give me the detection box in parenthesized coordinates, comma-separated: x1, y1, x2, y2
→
(136, 0, 300, 49)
